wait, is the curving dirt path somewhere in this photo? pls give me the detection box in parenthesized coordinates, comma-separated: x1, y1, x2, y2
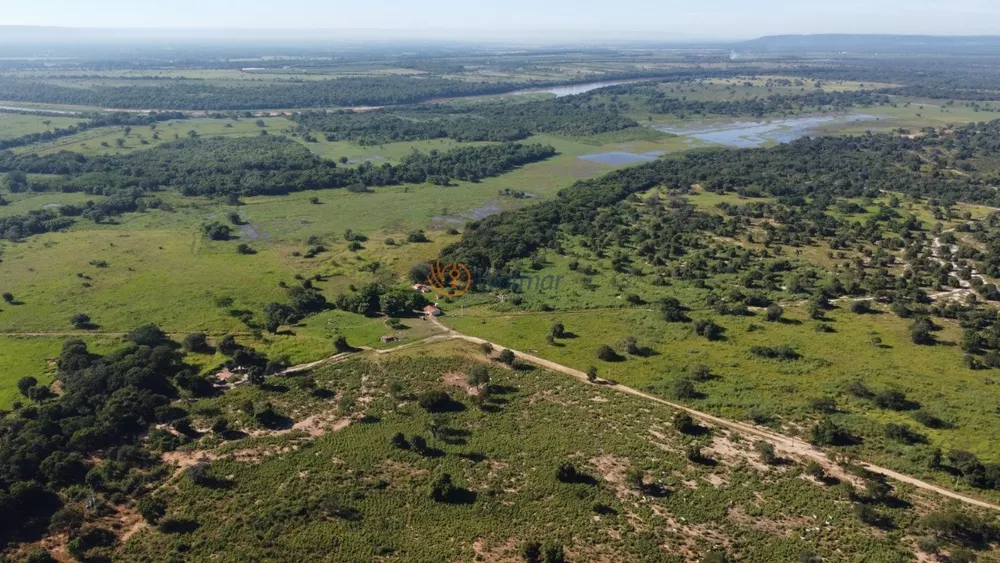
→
(415, 317, 1000, 511)
(273, 315, 1000, 511)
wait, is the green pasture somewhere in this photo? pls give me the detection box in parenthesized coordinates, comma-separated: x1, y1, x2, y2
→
(0, 113, 83, 139)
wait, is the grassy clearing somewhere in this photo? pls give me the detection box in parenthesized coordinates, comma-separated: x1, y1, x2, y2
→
(440, 303, 1000, 495)
(14, 116, 296, 156)
(0, 335, 123, 408)
(0, 191, 105, 219)
(0, 113, 83, 139)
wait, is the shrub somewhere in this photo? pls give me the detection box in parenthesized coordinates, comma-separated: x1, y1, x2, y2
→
(694, 319, 723, 340)
(765, 304, 784, 322)
(810, 417, 853, 446)
(804, 461, 826, 480)
(391, 432, 409, 449)
(672, 412, 697, 434)
(625, 467, 644, 490)
(498, 349, 515, 365)
(849, 300, 872, 314)
(688, 364, 712, 381)
(555, 462, 579, 483)
(126, 323, 168, 346)
(846, 379, 873, 398)
(910, 318, 935, 345)
(596, 344, 621, 362)
(182, 332, 209, 353)
(874, 389, 911, 410)
(406, 230, 429, 243)
(550, 322, 565, 338)
(20, 549, 57, 563)
(467, 365, 490, 387)
(202, 221, 232, 241)
(429, 473, 459, 503)
(409, 435, 427, 454)
(660, 297, 689, 322)
(69, 313, 92, 329)
(137, 497, 167, 524)
(808, 396, 837, 414)
(67, 526, 116, 560)
(913, 410, 946, 429)
(521, 541, 542, 563)
(921, 510, 999, 548)
(480, 342, 494, 356)
(16, 376, 37, 397)
(884, 423, 926, 444)
(672, 379, 698, 400)
(211, 417, 229, 435)
(586, 366, 597, 382)
(755, 440, 777, 464)
(418, 390, 456, 413)
(333, 335, 352, 353)
(749, 345, 800, 360)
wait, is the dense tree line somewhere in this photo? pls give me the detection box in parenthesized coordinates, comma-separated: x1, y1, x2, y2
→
(293, 95, 639, 145)
(884, 85, 1000, 101)
(0, 73, 652, 110)
(609, 87, 893, 118)
(0, 111, 185, 151)
(0, 137, 555, 240)
(442, 122, 1000, 271)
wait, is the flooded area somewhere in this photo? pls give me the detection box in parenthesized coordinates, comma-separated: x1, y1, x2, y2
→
(655, 114, 880, 148)
(578, 150, 665, 165)
(510, 78, 651, 98)
(0, 105, 81, 115)
(432, 192, 539, 224)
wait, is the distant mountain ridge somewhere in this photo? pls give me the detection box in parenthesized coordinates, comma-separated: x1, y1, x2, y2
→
(734, 34, 1000, 54)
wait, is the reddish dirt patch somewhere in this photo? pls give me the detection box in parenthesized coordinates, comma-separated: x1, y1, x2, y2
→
(442, 371, 481, 396)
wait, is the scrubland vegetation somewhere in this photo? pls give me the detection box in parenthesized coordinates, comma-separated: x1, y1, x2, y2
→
(5, 41, 1000, 561)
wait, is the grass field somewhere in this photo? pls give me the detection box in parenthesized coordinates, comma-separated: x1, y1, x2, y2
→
(0, 113, 83, 139)
(109, 341, 993, 562)
(13, 116, 297, 156)
(439, 303, 1000, 497)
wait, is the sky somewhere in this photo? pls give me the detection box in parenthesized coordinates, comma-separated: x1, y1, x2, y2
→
(4, 0, 1000, 40)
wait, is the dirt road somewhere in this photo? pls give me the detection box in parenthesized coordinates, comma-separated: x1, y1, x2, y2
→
(272, 315, 1000, 511)
(412, 317, 1000, 511)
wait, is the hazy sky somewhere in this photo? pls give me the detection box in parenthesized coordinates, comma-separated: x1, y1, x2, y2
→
(5, 0, 1000, 39)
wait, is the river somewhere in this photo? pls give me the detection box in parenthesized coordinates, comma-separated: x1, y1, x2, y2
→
(509, 78, 651, 98)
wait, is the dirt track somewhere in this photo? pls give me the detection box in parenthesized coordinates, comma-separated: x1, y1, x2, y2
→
(265, 316, 1000, 511)
(412, 317, 1000, 511)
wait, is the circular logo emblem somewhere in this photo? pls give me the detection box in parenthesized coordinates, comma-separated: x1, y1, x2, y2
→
(427, 261, 472, 298)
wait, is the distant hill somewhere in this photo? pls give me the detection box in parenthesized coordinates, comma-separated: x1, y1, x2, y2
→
(735, 34, 1000, 54)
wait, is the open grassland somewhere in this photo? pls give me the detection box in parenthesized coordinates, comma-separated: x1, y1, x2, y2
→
(824, 101, 1000, 134)
(440, 302, 1000, 495)
(113, 342, 992, 563)
(0, 113, 83, 139)
(0, 190, 105, 219)
(13, 116, 296, 156)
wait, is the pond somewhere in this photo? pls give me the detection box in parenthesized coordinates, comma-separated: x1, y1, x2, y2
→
(655, 114, 879, 148)
(578, 151, 665, 165)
